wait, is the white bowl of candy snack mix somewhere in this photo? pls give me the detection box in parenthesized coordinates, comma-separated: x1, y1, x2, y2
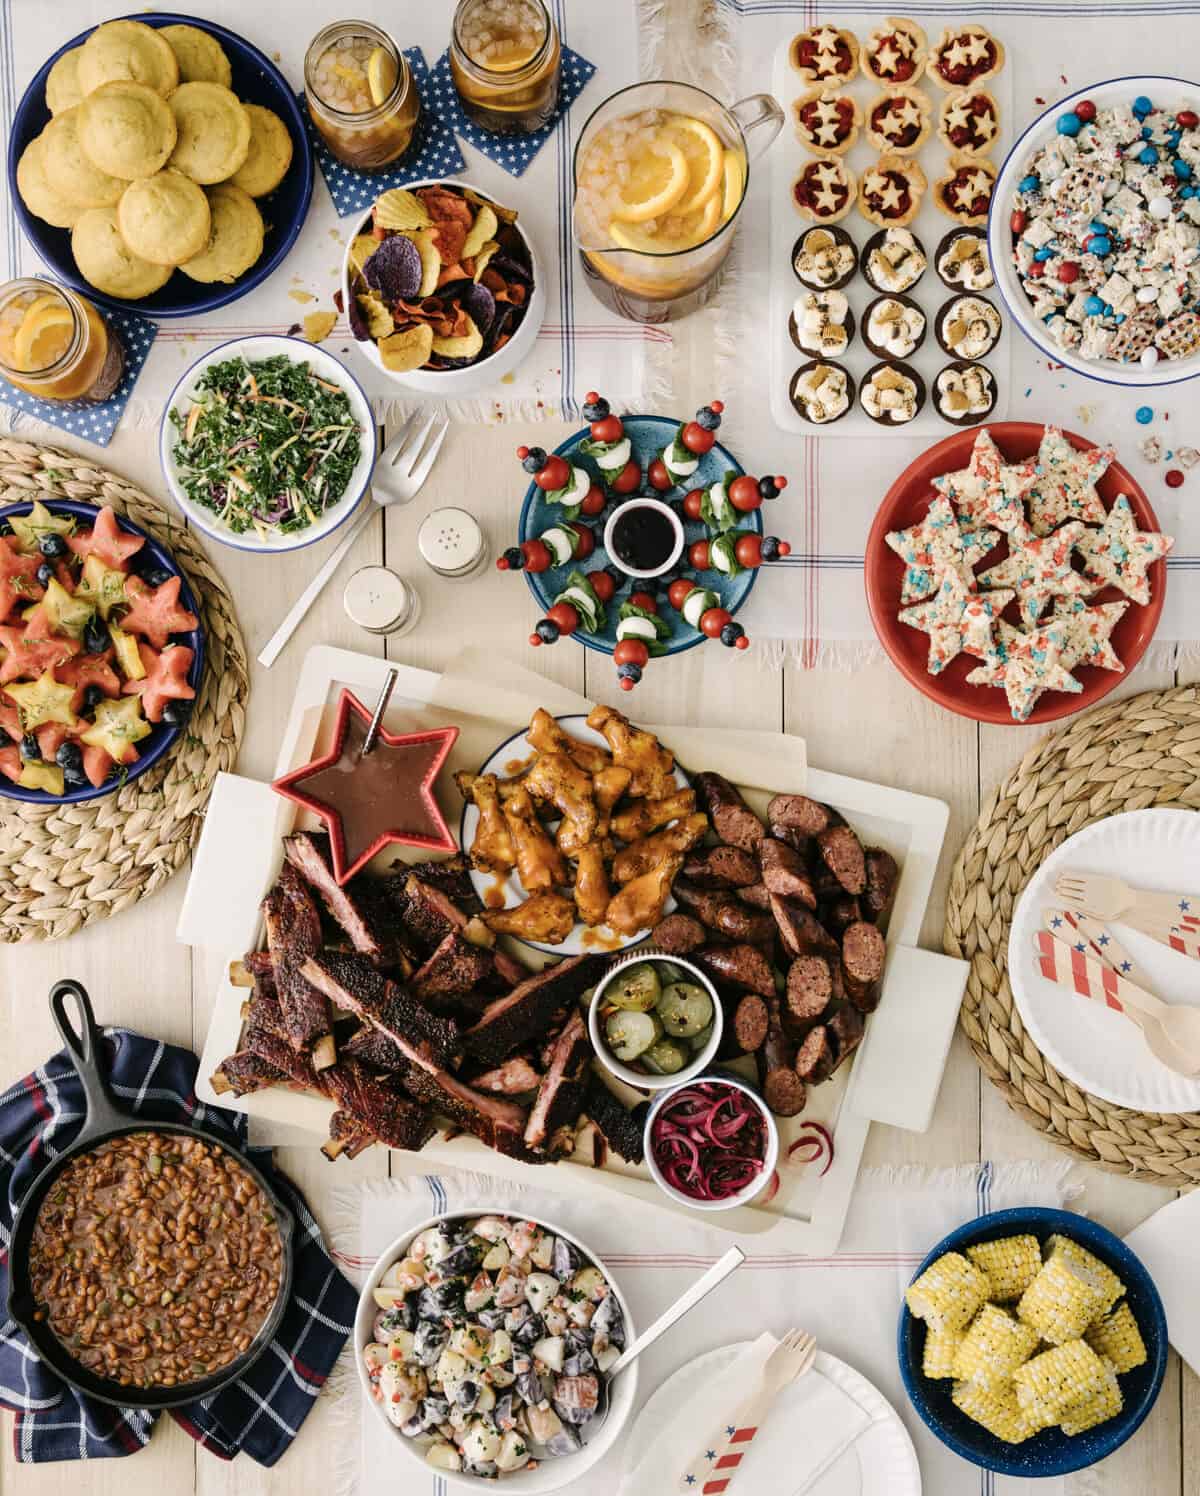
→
(990, 77, 1200, 387)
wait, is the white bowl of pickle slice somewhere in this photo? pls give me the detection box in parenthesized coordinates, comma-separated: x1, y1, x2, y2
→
(587, 951, 723, 1092)
(341, 177, 545, 394)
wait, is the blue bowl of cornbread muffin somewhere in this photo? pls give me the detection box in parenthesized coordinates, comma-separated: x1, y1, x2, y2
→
(898, 1207, 1167, 1476)
(8, 12, 312, 318)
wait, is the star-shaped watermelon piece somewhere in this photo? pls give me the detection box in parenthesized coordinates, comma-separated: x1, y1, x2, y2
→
(898, 571, 1013, 674)
(65, 505, 145, 571)
(58, 651, 122, 712)
(0, 536, 44, 623)
(0, 743, 20, 783)
(1074, 493, 1173, 606)
(932, 428, 1038, 533)
(119, 575, 200, 649)
(1026, 426, 1114, 536)
(967, 620, 1083, 721)
(123, 642, 196, 722)
(976, 520, 1091, 629)
(885, 495, 999, 604)
(1050, 598, 1128, 674)
(0, 620, 80, 686)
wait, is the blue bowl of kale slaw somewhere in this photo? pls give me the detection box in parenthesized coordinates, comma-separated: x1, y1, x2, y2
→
(158, 335, 376, 554)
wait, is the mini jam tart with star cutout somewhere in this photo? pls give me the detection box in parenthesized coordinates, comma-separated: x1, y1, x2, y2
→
(928, 25, 1005, 89)
(792, 158, 857, 224)
(937, 87, 1000, 157)
(934, 361, 997, 426)
(858, 155, 926, 228)
(935, 227, 993, 291)
(791, 88, 862, 155)
(862, 16, 928, 87)
(791, 225, 858, 290)
(935, 155, 997, 226)
(865, 88, 932, 154)
(789, 23, 860, 84)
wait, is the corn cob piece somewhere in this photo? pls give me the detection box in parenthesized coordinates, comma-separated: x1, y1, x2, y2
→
(1046, 1235, 1124, 1315)
(1060, 1362, 1123, 1436)
(906, 1251, 990, 1333)
(1085, 1301, 1147, 1374)
(1017, 1254, 1111, 1345)
(952, 1377, 1038, 1444)
(1013, 1339, 1110, 1426)
(966, 1234, 1043, 1302)
(951, 1303, 1040, 1387)
(922, 1325, 965, 1379)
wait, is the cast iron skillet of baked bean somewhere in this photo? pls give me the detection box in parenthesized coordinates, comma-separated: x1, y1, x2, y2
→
(7, 980, 294, 1409)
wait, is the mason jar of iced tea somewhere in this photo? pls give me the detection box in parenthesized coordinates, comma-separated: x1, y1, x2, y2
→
(304, 22, 421, 170)
(0, 278, 123, 404)
(449, 0, 561, 135)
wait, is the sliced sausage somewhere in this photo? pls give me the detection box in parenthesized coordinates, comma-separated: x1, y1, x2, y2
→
(841, 920, 886, 1012)
(737, 882, 773, 911)
(767, 793, 842, 838)
(784, 955, 835, 1034)
(693, 943, 775, 997)
(817, 824, 867, 896)
(770, 895, 840, 961)
(695, 772, 764, 854)
(793, 1023, 835, 1084)
(716, 903, 778, 946)
(682, 844, 760, 888)
(759, 838, 818, 908)
(757, 994, 805, 1116)
(732, 993, 769, 1053)
(828, 1004, 865, 1072)
(651, 913, 706, 955)
(862, 848, 899, 922)
(821, 895, 862, 935)
(671, 880, 735, 929)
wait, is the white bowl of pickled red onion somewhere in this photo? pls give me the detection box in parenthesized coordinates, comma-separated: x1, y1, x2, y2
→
(643, 1076, 779, 1213)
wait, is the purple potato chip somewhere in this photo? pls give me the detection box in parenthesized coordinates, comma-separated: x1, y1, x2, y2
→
(462, 283, 496, 332)
(489, 255, 533, 287)
(428, 355, 475, 370)
(363, 235, 422, 300)
(348, 294, 369, 341)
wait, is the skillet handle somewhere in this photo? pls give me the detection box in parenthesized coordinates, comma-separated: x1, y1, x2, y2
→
(50, 980, 126, 1138)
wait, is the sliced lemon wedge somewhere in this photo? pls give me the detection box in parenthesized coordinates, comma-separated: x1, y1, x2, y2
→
(608, 189, 723, 254)
(367, 46, 399, 107)
(670, 116, 726, 216)
(609, 140, 690, 224)
(721, 148, 746, 223)
(14, 301, 74, 372)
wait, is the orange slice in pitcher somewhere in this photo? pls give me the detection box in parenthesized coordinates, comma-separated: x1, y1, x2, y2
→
(609, 140, 690, 224)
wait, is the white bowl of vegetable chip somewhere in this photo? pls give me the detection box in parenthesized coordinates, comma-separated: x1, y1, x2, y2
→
(159, 334, 377, 554)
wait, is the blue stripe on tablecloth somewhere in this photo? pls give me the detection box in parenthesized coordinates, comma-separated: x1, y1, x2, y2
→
(719, 0, 1200, 12)
(552, 0, 578, 421)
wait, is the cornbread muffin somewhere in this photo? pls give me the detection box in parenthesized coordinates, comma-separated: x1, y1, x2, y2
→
(160, 24, 233, 87)
(117, 169, 211, 265)
(45, 46, 84, 115)
(229, 103, 293, 198)
(41, 107, 124, 208)
(72, 205, 174, 299)
(167, 82, 252, 184)
(79, 81, 178, 180)
(16, 134, 82, 229)
(181, 184, 265, 283)
(77, 19, 179, 99)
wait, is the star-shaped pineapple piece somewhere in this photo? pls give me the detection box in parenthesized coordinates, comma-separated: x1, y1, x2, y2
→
(932, 428, 1038, 532)
(1050, 597, 1128, 673)
(977, 520, 1091, 628)
(899, 572, 1012, 675)
(885, 494, 998, 603)
(4, 669, 79, 731)
(1074, 493, 1173, 605)
(1027, 426, 1114, 536)
(967, 620, 1083, 721)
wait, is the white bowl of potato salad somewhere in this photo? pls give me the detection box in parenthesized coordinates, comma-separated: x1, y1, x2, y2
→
(355, 1211, 638, 1490)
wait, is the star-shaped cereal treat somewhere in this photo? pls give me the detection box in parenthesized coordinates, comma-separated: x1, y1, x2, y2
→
(1074, 493, 1173, 605)
(886, 494, 998, 603)
(976, 520, 1091, 628)
(899, 572, 1012, 674)
(1027, 426, 1114, 536)
(932, 428, 1037, 532)
(966, 620, 1083, 721)
(1050, 598, 1128, 674)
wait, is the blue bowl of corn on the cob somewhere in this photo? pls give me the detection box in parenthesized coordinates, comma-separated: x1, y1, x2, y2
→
(897, 1207, 1167, 1477)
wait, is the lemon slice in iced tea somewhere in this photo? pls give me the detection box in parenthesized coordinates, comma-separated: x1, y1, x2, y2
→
(721, 148, 746, 223)
(367, 46, 398, 107)
(14, 297, 74, 371)
(609, 140, 690, 224)
(669, 116, 726, 216)
(609, 188, 723, 254)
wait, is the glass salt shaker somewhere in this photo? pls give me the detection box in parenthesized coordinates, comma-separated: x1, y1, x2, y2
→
(343, 565, 421, 637)
(417, 508, 490, 581)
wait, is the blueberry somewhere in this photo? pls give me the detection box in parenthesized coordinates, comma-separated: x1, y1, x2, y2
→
(695, 406, 720, 431)
(760, 536, 782, 562)
(535, 619, 560, 644)
(161, 700, 192, 727)
(138, 563, 173, 587)
(55, 740, 82, 769)
(758, 476, 778, 499)
(502, 545, 525, 570)
(582, 398, 609, 421)
(19, 733, 40, 761)
(82, 683, 105, 712)
(36, 562, 53, 589)
(521, 445, 547, 475)
(62, 763, 87, 789)
(616, 663, 642, 683)
(719, 622, 744, 647)
(38, 531, 68, 559)
(83, 614, 110, 655)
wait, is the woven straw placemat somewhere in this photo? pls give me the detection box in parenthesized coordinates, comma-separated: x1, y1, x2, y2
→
(945, 684, 1200, 1184)
(0, 437, 248, 943)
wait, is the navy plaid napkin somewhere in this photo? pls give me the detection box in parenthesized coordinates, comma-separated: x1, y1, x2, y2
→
(0, 1028, 356, 1466)
(0, 309, 157, 448)
(426, 44, 596, 177)
(300, 47, 466, 219)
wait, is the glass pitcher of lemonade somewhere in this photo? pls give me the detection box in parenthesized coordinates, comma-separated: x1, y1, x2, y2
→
(573, 82, 783, 323)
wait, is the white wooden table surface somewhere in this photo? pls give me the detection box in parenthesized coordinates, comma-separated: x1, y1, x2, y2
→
(3, 4, 1200, 1492)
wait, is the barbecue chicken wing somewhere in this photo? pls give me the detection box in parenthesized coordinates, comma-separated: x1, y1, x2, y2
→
(484, 892, 576, 944)
(528, 707, 611, 775)
(586, 704, 677, 800)
(455, 771, 516, 874)
(523, 751, 598, 854)
(605, 854, 683, 935)
(611, 812, 709, 884)
(611, 787, 697, 844)
(573, 841, 611, 927)
(501, 787, 566, 892)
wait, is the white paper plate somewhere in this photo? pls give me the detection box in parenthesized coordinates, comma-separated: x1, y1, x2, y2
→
(459, 712, 689, 956)
(624, 1342, 920, 1495)
(1008, 808, 1200, 1112)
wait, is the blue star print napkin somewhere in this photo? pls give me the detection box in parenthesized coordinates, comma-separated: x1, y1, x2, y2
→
(0, 308, 156, 448)
(300, 48, 466, 219)
(427, 44, 596, 176)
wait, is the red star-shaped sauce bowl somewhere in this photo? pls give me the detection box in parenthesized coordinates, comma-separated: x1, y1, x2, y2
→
(271, 689, 459, 884)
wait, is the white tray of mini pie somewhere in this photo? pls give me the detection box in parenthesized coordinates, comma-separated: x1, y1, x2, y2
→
(769, 16, 1014, 437)
(182, 645, 966, 1254)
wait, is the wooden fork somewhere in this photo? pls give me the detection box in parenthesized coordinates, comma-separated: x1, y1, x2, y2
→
(1053, 870, 1200, 931)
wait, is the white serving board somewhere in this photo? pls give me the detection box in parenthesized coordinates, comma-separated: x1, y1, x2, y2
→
(187, 645, 959, 1254)
(769, 17, 1013, 437)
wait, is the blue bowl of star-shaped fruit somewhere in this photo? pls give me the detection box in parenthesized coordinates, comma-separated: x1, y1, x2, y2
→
(500, 394, 794, 689)
(0, 498, 204, 802)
